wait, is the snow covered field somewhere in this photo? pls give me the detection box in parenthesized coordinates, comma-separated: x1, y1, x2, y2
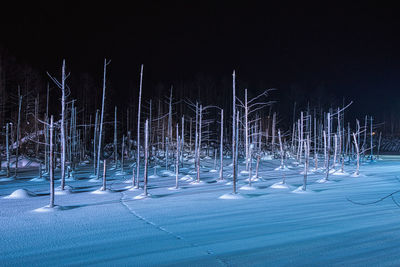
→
(1, 156, 400, 266)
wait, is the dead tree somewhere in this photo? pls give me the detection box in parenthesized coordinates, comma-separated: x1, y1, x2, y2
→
(175, 123, 180, 189)
(136, 64, 144, 187)
(6, 123, 10, 177)
(219, 109, 224, 180)
(353, 132, 360, 176)
(96, 59, 111, 180)
(101, 160, 107, 191)
(144, 119, 149, 196)
(14, 89, 22, 177)
(232, 71, 237, 194)
(114, 106, 118, 165)
(47, 60, 70, 189)
(49, 115, 54, 208)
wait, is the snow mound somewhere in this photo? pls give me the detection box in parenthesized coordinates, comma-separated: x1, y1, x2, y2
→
(168, 187, 181, 190)
(180, 175, 193, 181)
(240, 170, 249, 175)
(30, 177, 46, 182)
(190, 180, 204, 185)
(275, 165, 290, 171)
(4, 189, 36, 199)
(88, 177, 101, 182)
(219, 193, 244, 199)
(91, 188, 112, 194)
(270, 182, 289, 189)
(239, 185, 256, 191)
(134, 193, 151, 199)
(292, 186, 309, 194)
(115, 171, 128, 176)
(316, 178, 332, 184)
(209, 169, 217, 173)
(149, 174, 160, 179)
(333, 171, 349, 176)
(351, 172, 363, 178)
(128, 186, 141, 192)
(55, 186, 73, 195)
(33, 205, 63, 213)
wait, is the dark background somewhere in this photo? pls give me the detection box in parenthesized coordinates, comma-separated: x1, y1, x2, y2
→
(0, 1, 399, 131)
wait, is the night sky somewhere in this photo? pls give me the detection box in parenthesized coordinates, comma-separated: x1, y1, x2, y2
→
(1, 1, 399, 121)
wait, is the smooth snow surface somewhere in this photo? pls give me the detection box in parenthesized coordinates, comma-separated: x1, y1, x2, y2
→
(2, 155, 400, 265)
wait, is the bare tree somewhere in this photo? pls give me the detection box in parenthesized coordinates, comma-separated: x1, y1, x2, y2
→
(49, 115, 54, 208)
(136, 64, 144, 188)
(47, 60, 70, 189)
(96, 59, 111, 180)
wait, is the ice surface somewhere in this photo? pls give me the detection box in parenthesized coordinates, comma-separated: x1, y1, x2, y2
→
(2, 155, 400, 265)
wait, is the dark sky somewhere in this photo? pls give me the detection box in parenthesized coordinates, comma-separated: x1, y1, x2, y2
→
(1, 1, 400, 119)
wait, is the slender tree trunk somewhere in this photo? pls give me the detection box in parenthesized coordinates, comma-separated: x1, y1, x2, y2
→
(271, 112, 276, 154)
(353, 133, 360, 175)
(196, 105, 202, 183)
(244, 89, 249, 170)
(144, 119, 149, 196)
(96, 59, 109, 180)
(194, 102, 198, 167)
(121, 135, 125, 173)
(278, 129, 284, 168)
(377, 132, 382, 159)
(93, 110, 99, 175)
(60, 60, 66, 188)
(219, 109, 224, 180)
(175, 123, 179, 189)
(49, 116, 54, 208)
(232, 71, 237, 194)
(15, 91, 22, 178)
(136, 64, 144, 187)
(114, 106, 118, 165)
(6, 123, 10, 177)
(370, 116, 373, 159)
(102, 159, 107, 191)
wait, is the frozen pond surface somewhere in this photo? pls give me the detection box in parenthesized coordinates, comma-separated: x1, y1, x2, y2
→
(1, 156, 400, 266)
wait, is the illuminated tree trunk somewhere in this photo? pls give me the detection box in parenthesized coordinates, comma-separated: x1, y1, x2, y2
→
(96, 59, 109, 180)
(49, 116, 55, 207)
(144, 119, 149, 196)
(232, 71, 237, 194)
(175, 123, 180, 189)
(136, 64, 143, 188)
(219, 109, 224, 180)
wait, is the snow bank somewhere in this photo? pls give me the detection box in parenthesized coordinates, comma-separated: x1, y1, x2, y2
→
(4, 189, 36, 199)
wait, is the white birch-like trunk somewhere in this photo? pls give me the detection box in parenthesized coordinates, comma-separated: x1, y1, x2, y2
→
(6, 123, 10, 178)
(96, 59, 109, 180)
(114, 106, 118, 165)
(196, 105, 202, 183)
(136, 64, 144, 188)
(278, 129, 284, 168)
(101, 160, 107, 191)
(175, 123, 180, 189)
(15, 92, 22, 178)
(49, 115, 54, 207)
(144, 119, 149, 196)
(219, 109, 224, 180)
(232, 71, 237, 194)
(353, 133, 360, 175)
